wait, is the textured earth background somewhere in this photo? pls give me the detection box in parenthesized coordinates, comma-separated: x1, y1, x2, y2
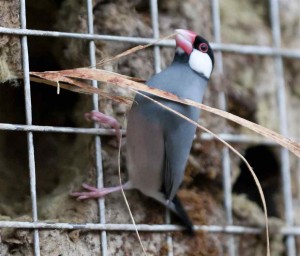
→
(0, 0, 300, 255)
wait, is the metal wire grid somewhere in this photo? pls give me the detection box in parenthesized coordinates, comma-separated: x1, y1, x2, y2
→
(211, 1, 235, 255)
(86, 0, 108, 254)
(0, 0, 299, 255)
(19, 0, 40, 255)
(269, 1, 296, 255)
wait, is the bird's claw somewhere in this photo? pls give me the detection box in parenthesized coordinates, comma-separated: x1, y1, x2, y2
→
(81, 183, 99, 191)
(85, 110, 121, 143)
(70, 183, 109, 200)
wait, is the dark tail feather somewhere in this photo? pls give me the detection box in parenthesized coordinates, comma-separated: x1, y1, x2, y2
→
(172, 195, 195, 236)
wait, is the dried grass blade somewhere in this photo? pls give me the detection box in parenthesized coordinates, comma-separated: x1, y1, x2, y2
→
(30, 72, 131, 104)
(116, 119, 148, 256)
(96, 33, 177, 68)
(56, 67, 300, 158)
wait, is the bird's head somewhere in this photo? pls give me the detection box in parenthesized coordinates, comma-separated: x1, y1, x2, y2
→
(175, 29, 214, 79)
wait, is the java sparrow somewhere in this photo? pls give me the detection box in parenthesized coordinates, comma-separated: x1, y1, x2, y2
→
(71, 29, 214, 234)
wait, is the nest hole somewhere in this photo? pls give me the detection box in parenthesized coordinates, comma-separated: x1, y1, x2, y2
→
(233, 145, 280, 217)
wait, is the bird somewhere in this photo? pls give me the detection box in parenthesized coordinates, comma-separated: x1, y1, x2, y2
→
(71, 29, 214, 234)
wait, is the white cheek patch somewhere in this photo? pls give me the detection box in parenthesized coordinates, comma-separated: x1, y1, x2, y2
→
(189, 50, 213, 79)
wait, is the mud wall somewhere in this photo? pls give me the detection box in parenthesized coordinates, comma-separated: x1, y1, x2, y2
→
(0, 0, 299, 255)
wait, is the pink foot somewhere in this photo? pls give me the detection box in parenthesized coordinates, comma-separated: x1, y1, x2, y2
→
(70, 183, 123, 200)
(85, 110, 121, 143)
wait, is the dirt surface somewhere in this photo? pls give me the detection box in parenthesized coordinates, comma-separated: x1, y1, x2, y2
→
(0, 0, 299, 255)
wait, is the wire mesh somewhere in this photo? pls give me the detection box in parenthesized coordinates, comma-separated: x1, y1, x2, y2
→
(0, 0, 299, 255)
(211, 0, 235, 255)
(20, 0, 40, 255)
(86, 0, 108, 254)
(269, 1, 296, 255)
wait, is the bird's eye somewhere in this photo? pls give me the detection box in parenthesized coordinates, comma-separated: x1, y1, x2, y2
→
(199, 43, 208, 53)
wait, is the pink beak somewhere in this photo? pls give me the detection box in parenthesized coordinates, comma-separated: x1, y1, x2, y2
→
(175, 29, 197, 55)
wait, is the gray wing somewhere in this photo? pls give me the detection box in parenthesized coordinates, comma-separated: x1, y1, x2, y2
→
(162, 101, 200, 201)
